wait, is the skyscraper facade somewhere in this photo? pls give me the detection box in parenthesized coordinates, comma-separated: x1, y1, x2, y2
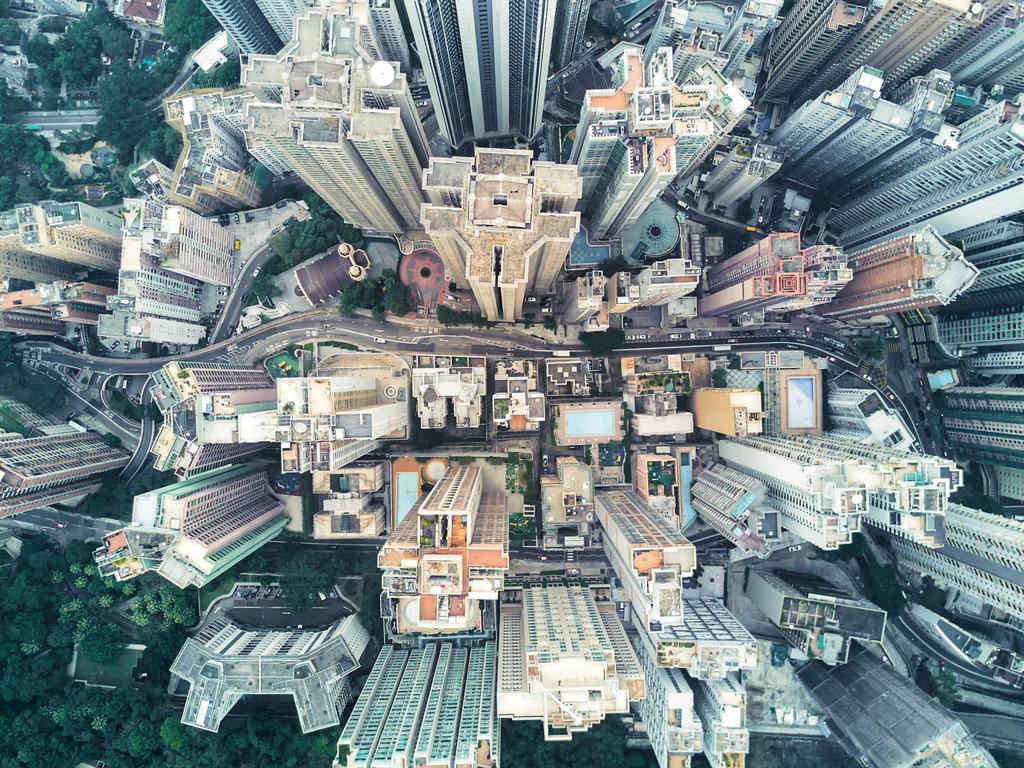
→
(243, 7, 429, 233)
(571, 47, 749, 240)
(761, 0, 869, 102)
(378, 464, 509, 641)
(722, 434, 960, 548)
(336, 642, 499, 768)
(820, 227, 977, 320)
(0, 208, 78, 281)
(703, 142, 782, 209)
(94, 464, 288, 588)
(717, 435, 868, 550)
(200, 0, 281, 54)
(497, 582, 645, 739)
(368, 0, 411, 72)
(691, 463, 778, 558)
(5, 201, 122, 273)
(940, 386, 1024, 470)
(403, 0, 557, 146)
(938, 218, 1024, 312)
(938, 1, 1024, 92)
(551, 0, 594, 70)
(0, 430, 128, 517)
(700, 233, 851, 317)
(162, 89, 264, 215)
(790, 0, 985, 102)
(98, 200, 217, 351)
(149, 361, 277, 478)
(421, 148, 582, 322)
(828, 96, 1024, 249)
(891, 502, 1024, 625)
(693, 674, 749, 768)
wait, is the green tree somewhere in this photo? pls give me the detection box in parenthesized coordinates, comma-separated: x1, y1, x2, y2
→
(579, 328, 625, 356)
(0, 81, 28, 121)
(160, 716, 188, 752)
(381, 268, 415, 315)
(270, 193, 362, 264)
(163, 0, 220, 51)
(136, 123, 183, 167)
(191, 58, 241, 88)
(710, 367, 728, 387)
(95, 63, 162, 156)
(77, 625, 122, 664)
(0, 19, 21, 46)
(436, 305, 491, 327)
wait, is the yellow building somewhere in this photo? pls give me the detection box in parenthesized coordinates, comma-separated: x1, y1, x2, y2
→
(692, 388, 763, 437)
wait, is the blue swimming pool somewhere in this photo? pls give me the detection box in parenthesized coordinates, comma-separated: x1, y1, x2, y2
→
(786, 375, 817, 429)
(395, 472, 420, 525)
(565, 409, 615, 438)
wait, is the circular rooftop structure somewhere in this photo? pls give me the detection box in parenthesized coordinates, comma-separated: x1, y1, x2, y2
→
(424, 459, 447, 482)
(370, 61, 396, 87)
(621, 200, 680, 260)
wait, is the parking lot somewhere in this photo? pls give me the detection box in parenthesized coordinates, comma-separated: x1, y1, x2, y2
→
(223, 583, 353, 629)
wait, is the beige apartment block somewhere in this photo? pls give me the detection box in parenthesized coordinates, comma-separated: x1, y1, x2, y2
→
(377, 464, 509, 640)
(0, 209, 77, 281)
(421, 147, 582, 322)
(493, 358, 545, 432)
(273, 375, 407, 474)
(540, 457, 595, 546)
(410, 355, 486, 430)
(242, 7, 429, 234)
(4, 201, 122, 273)
(692, 388, 763, 436)
(498, 583, 645, 740)
(162, 89, 263, 214)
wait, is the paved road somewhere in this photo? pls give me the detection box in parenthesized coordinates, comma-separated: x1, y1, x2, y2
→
(15, 110, 100, 131)
(1, 507, 121, 544)
(120, 376, 156, 481)
(889, 612, 1017, 693)
(144, 51, 199, 112)
(210, 243, 277, 343)
(958, 712, 1024, 746)
(23, 319, 927, 450)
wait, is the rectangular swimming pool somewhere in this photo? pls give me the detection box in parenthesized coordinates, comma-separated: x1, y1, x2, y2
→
(786, 375, 817, 429)
(565, 409, 615, 438)
(394, 472, 421, 525)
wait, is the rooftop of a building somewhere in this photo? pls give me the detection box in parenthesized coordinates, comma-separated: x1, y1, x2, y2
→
(796, 643, 995, 768)
(171, 611, 369, 734)
(337, 642, 498, 768)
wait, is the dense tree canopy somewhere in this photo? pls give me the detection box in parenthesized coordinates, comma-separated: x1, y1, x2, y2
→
(269, 195, 363, 265)
(337, 268, 414, 318)
(26, 7, 134, 89)
(190, 58, 241, 89)
(579, 328, 625, 356)
(136, 123, 184, 168)
(436, 306, 491, 327)
(0, 80, 28, 120)
(501, 719, 659, 768)
(0, 333, 68, 413)
(0, 17, 21, 45)
(0, 537, 344, 768)
(77, 467, 176, 521)
(162, 0, 220, 51)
